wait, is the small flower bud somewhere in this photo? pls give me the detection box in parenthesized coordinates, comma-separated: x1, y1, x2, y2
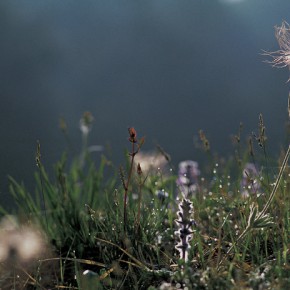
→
(128, 127, 137, 143)
(137, 163, 142, 175)
(80, 111, 94, 135)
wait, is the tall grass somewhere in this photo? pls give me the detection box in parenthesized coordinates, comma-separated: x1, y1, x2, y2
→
(0, 115, 289, 289)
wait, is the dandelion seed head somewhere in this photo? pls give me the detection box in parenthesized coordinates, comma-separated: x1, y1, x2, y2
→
(264, 21, 290, 80)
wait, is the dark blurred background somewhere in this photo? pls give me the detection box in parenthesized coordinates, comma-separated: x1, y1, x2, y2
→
(1, 0, 290, 207)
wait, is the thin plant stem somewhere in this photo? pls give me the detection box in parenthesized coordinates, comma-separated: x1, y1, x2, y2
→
(134, 162, 147, 233)
(123, 141, 135, 230)
(217, 224, 251, 271)
(135, 174, 144, 232)
(258, 144, 290, 218)
(36, 141, 48, 231)
(136, 180, 142, 230)
(38, 166, 48, 231)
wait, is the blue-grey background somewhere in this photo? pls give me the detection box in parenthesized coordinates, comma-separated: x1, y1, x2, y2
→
(1, 0, 290, 207)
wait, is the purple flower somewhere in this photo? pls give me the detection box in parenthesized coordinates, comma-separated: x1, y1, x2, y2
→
(177, 160, 200, 198)
(240, 163, 261, 198)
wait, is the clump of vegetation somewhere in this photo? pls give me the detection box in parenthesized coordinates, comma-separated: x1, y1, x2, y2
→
(0, 22, 290, 289)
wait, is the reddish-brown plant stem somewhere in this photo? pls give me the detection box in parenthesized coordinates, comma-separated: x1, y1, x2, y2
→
(123, 140, 136, 230)
(136, 181, 142, 229)
(135, 163, 145, 233)
(123, 127, 144, 231)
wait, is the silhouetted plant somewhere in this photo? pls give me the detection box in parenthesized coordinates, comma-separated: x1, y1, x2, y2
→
(121, 127, 144, 230)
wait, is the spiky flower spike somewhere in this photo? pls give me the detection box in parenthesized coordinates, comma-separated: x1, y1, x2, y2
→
(176, 160, 200, 198)
(175, 198, 195, 262)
